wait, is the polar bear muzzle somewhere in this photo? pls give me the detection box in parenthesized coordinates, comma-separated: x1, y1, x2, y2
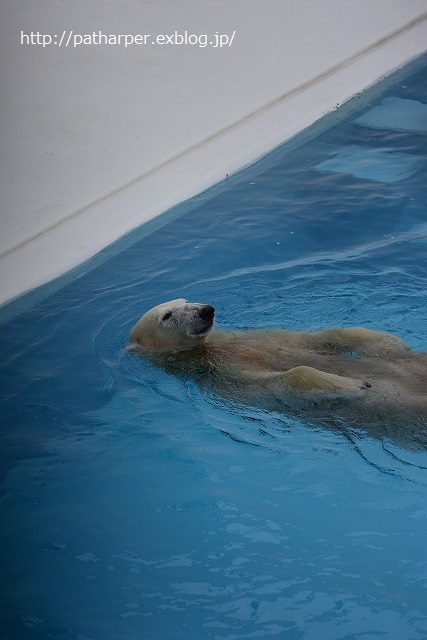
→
(197, 304, 215, 324)
(184, 304, 215, 337)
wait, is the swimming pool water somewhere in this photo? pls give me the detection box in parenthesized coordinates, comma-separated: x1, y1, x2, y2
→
(1, 55, 427, 640)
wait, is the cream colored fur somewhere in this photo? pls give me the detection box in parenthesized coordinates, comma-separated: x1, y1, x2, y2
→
(129, 299, 427, 438)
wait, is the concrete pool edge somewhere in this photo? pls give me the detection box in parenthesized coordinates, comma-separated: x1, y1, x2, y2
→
(1, 21, 427, 317)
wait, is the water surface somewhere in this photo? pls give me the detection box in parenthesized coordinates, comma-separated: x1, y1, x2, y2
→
(1, 55, 427, 640)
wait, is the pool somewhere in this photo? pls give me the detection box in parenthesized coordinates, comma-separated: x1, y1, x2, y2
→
(1, 54, 427, 640)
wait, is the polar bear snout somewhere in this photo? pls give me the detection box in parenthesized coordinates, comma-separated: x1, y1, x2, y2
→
(186, 304, 215, 337)
(199, 305, 215, 321)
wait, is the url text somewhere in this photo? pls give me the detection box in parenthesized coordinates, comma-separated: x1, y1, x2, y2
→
(20, 30, 236, 48)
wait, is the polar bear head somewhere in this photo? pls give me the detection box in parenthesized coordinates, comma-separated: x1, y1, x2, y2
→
(130, 298, 215, 350)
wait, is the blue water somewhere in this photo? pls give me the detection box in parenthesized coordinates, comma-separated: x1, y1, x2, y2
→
(1, 56, 427, 640)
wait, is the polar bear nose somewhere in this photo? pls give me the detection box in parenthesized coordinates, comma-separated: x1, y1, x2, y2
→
(199, 305, 215, 321)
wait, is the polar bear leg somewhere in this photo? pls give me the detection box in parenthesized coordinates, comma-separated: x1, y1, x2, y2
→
(314, 328, 409, 354)
(340, 328, 409, 352)
(283, 366, 368, 392)
(241, 366, 368, 392)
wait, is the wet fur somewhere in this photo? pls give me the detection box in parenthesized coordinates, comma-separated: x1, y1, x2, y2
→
(129, 299, 427, 447)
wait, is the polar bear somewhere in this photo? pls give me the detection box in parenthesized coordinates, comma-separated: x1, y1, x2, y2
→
(129, 299, 427, 437)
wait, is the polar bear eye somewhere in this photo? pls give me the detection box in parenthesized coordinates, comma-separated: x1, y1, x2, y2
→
(162, 311, 173, 321)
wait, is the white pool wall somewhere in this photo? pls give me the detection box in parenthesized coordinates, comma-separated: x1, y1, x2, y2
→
(1, 0, 427, 306)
